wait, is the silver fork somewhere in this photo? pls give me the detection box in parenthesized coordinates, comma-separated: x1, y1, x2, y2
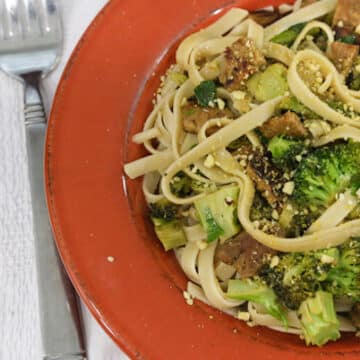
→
(0, 1, 86, 359)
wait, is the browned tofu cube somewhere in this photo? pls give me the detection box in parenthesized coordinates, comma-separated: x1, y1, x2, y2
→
(330, 41, 359, 76)
(333, 0, 360, 29)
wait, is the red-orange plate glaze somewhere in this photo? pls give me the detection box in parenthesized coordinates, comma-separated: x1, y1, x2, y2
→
(45, 0, 360, 359)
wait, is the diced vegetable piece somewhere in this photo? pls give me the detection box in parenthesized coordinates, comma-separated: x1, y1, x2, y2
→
(150, 199, 187, 251)
(194, 185, 240, 243)
(194, 80, 217, 107)
(338, 34, 358, 45)
(247, 64, 289, 102)
(170, 72, 188, 85)
(152, 218, 187, 251)
(271, 23, 306, 47)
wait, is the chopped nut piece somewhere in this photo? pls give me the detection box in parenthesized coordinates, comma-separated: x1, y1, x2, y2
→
(270, 255, 280, 268)
(214, 98, 225, 110)
(320, 254, 336, 264)
(231, 91, 246, 100)
(283, 181, 295, 195)
(237, 311, 251, 321)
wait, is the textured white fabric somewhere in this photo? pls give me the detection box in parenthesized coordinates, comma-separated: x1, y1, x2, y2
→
(0, 0, 128, 359)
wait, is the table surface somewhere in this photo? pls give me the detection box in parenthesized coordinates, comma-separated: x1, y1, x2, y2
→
(0, 0, 128, 359)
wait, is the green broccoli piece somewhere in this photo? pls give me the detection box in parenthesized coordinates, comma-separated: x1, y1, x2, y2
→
(170, 172, 193, 197)
(194, 80, 217, 107)
(268, 136, 306, 170)
(195, 185, 240, 243)
(149, 200, 177, 222)
(338, 34, 357, 45)
(298, 291, 340, 346)
(271, 23, 306, 47)
(277, 96, 317, 119)
(247, 64, 289, 102)
(337, 238, 360, 273)
(286, 212, 319, 237)
(250, 192, 273, 221)
(150, 200, 187, 251)
(291, 142, 360, 211)
(324, 238, 360, 301)
(170, 171, 216, 198)
(349, 76, 360, 91)
(227, 279, 288, 327)
(152, 218, 187, 251)
(226, 136, 251, 151)
(325, 99, 360, 118)
(347, 203, 360, 220)
(346, 57, 360, 91)
(260, 249, 339, 310)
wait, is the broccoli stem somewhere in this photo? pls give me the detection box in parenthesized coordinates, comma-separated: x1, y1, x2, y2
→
(298, 291, 340, 346)
(227, 279, 288, 327)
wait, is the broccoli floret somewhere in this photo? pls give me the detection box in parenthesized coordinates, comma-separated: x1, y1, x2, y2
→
(325, 267, 360, 301)
(268, 136, 306, 170)
(287, 212, 319, 237)
(149, 200, 178, 222)
(170, 172, 193, 197)
(260, 239, 360, 311)
(277, 96, 317, 119)
(260, 249, 338, 310)
(325, 99, 360, 118)
(324, 238, 360, 301)
(347, 57, 360, 91)
(250, 192, 273, 221)
(150, 200, 187, 251)
(227, 279, 288, 327)
(338, 238, 360, 273)
(298, 291, 340, 346)
(170, 171, 216, 197)
(291, 142, 360, 211)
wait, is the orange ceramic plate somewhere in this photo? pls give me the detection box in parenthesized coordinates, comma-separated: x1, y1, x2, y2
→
(45, 0, 360, 359)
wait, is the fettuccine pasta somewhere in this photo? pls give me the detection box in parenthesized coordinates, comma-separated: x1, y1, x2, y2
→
(125, 0, 360, 346)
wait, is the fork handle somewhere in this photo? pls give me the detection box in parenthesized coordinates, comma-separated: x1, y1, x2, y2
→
(24, 78, 86, 360)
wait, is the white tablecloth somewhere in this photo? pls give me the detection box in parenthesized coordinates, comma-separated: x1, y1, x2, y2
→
(0, 1, 128, 359)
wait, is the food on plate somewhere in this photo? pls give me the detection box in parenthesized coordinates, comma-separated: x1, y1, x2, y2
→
(125, 0, 360, 346)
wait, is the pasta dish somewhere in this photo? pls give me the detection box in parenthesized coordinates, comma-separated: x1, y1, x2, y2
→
(125, 0, 360, 346)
